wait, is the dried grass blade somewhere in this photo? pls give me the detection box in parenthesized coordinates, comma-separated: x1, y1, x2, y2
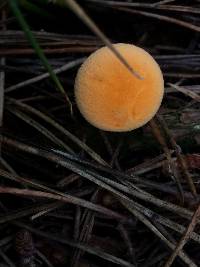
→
(87, 0, 200, 14)
(7, 107, 74, 153)
(0, 204, 54, 224)
(163, 204, 200, 267)
(157, 115, 197, 196)
(8, 0, 72, 112)
(129, 200, 200, 245)
(0, 136, 197, 221)
(5, 58, 85, 93)
(51, 0, 142, 79)
(121, 200, 197, 267)
(149, 119, 184, 202)
(7, 98, 107, 166)
(168, 83, 200, 102)
(0, 169, 124, 220)
(14, 221, 136, 267)
(115, 7, 200, 32)
(0, 248, 16, 267)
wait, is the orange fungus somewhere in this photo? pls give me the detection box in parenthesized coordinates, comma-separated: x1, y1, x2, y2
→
(75, 43, 164, 132)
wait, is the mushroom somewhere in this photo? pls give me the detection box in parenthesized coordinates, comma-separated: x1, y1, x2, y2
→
(75, 43, 164, 132)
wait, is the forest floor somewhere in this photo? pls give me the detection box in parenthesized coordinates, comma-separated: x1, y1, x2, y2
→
(0, 0, 200, 267)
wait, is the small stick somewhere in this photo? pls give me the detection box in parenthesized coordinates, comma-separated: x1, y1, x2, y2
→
(168, 83, 200, 102)
(149, 119, 184, 202)
(157, 115, 197, 196)
(53, 0, 143, 79)
(6, 58, 85, 93)
(163, 203, 200, 267)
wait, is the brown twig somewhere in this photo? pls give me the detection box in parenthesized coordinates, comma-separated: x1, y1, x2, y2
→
(163, 203, 200, 267)
(6, 98, 108, 166)
(121, 200, 197, 267)
(87, 0, 199, 14)
(63, 0, 143, 79)
(0, 47, 97, 56)
(14, 221, 135, 267)
(0, 185, 124, 219)
(149, 119, 184, 202)
(114, 7, 200, 32)
(0, 138, 197, 221)
(157, 115, 197, 196)
(5, 58, 85, 93)
(0, 248, 16, 267)
(118, 224, 136, 265)
(168, 83, 200, 102)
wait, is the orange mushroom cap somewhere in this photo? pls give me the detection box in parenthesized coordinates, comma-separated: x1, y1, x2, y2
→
(75, 43, 164, 132)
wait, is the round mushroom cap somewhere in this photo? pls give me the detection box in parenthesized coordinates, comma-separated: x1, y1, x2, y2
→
(75, 43, 164, 132)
